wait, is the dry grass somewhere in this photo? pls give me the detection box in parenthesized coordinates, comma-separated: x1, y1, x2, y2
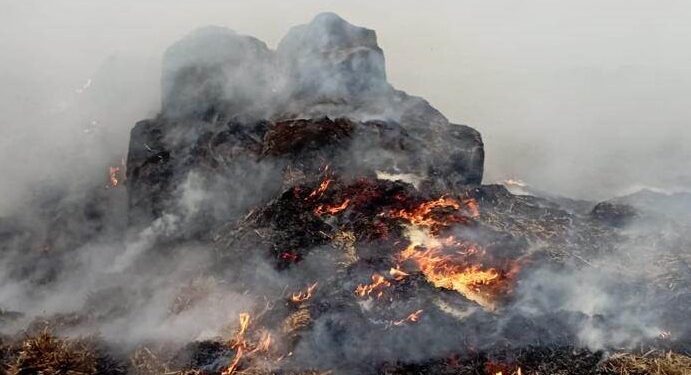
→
(130, 345, 203, 375)
(601, 351, 691, 375)
(130, 346, 170, 375)
(332, 230, 358, 268)
(6, 330, 98, 375)
(282, 308, 311, 335)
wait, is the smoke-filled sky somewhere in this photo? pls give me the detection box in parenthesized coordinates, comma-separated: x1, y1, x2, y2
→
(1, 0, 690, 213)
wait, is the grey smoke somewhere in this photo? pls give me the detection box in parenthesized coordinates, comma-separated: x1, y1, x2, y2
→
(2, 1, 691, 210)
(0, 3, 689, 371)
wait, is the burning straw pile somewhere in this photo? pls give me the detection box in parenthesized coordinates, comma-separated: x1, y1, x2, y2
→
(1, 12, 690, 375)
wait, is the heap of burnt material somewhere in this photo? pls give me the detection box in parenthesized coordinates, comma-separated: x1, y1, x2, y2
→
(126, 13, 484, 232)
(115, 12, 691, 375)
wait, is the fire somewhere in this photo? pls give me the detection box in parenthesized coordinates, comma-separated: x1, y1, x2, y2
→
(108, 166, 121, 187)
(307, 165, 332, 200)
(389, 196, 514, 310)
(307, 178, 331, 199)
(290, 282, 318, 303)
(493, 368, 523, 375)
(399, 240, 504, 309)
(463, 198, 480, 218)
(235, 313, 251, 343)
(393, 309, 423, 326)
(355, 273, 391, 298)
(223, 347, 243, 375)
(389, 196, 462, 228)
(314, 198, 351, 216)
(222, 312, 274, 374)
(388, 196, 480, 233)
(280, 251, 299, 263)
(389, 266, 409, 281)
(107, 158, 126, 188)
(223, 312, 251, 375)
(250, 331, 272, 354)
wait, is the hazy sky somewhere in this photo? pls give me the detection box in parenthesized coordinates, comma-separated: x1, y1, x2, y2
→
(1, 0, 690, 207)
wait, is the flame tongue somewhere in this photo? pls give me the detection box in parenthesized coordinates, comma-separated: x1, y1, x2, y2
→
(388, 196, 464, 230)
(399, 226, 508, 310)
(291, 282, 318, 303)
(355, 273, 392, 299)
(222, 312, 274, 375)
(314, 198, 351, 216)
(388, 197, 514, 310)
(393, 309, 423, 326)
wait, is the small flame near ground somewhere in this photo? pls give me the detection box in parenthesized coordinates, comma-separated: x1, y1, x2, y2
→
(222, 312, 274, 375)
(290, 282, 318, 303)
(393, 309, 424, 326)
(355, 274, 392, 299)
(314, 198, 351, 216)
(106, 158, 126, 188)
(361, 195, 517, 310)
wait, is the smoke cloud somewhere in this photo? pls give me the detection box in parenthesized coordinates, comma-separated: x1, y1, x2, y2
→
(2, 1, 691, 209)
(0, 2, 689, 373)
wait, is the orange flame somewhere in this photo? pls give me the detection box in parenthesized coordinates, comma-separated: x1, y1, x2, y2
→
(249, 331, 272, 354)
(223, 312, 252, 375)
(463, 198, 480, 218)
(355, 273, 391, 298)
(314, 198, 351, 216)
(223, 346, 243, 375)
(290, 282, 318, 303)
(393, 309, 423, 326)
(389, 195, 514, 310)
(307, 165, 332, 200)
(400, 242, 503, 309)
(108, 166, 121, 187)
(234, 312, 250, 345)
(493, 368, 522, 375)
(389, 266, 409, 281)
(389, 196, 462, 228)
(307, 178, 331, 199)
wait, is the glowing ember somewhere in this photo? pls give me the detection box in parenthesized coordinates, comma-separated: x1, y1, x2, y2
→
(280, 251, 299, 263)
(355, 273, 392, 298)
(493, 368, 522, 375)
(314, 198, 351, 216)
(290, 282, 318, 303)
(393, 309, 423, 326)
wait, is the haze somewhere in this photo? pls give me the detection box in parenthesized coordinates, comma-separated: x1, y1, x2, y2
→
(1, 0, 690, 214)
